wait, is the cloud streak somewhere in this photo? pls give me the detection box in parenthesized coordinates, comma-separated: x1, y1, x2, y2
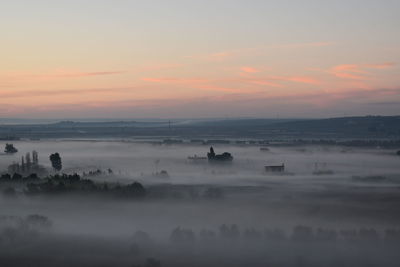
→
(0, 87, 137, 99)
(0, 70, 125, 85)
(142, 77, 208, 84)
(10, 88, 399, 119)
(328, 62, 396, 80)
(186, 42, 334, 62)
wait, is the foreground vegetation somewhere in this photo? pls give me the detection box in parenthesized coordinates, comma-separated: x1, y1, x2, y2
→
(0, 173, 146, 198)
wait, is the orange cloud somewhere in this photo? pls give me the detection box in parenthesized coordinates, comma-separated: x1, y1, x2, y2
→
(49, 71, 124, 78)
(248, 80, 283, 88)
(364, 62, 396, 69)
(196, 85, 242, 93)
(328, 62, 395, 80)
(142, 77, 208, 84)
(283, 76, 320, 85)
(240, 66, 261, 73)
(0, 87, 136, 99)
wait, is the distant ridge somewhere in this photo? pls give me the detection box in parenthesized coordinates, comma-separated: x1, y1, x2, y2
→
(0, 116, 399, 139)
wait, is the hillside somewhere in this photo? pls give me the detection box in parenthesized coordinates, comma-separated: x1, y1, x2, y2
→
(0, 116, 399, 139)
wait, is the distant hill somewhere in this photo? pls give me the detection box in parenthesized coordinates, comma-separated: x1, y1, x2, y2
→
(262, 116, 400, 138)
(0, 116, 399, 139)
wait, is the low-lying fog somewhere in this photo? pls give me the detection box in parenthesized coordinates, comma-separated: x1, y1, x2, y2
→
(1, 140, 400, 266)
(1, 140, 399, 185)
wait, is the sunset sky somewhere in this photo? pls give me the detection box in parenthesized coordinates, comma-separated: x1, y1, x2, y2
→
(1, 0, 399, 119)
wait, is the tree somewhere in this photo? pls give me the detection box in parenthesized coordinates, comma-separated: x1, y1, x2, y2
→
(25, 152, 31, 171)
(49, 153, 62, 172)
(32, 150, 39, 165)
(4, 143, 18, 154)
(21, 156, 25, 172)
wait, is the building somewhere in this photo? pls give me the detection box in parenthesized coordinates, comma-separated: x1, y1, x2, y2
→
(265, 164, 285, 172)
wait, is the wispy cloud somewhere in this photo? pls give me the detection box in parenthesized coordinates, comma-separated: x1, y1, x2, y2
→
(278, 42, 333, 49)
(245, 75, 320, 87)
(142, 77, 208, 84)
(364, 62, 396, 69)
(185, 51, 235, 62)
(47, 71, 125, 78)
(0, 87, 136, 99)
(195, 85, 242, 93)
(272, 76, 320, 85)
(186, 42, 334, 62)
(135, 63, 184, 72)
(327, 62, 396, 80)
(5, 87, 399, 118)
(1, 70, 125, 82)
(248, 80, 283, 87)
(240, 66, 261, 73)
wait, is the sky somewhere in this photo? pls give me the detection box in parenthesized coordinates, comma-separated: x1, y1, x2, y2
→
(1, 0, 400, 119)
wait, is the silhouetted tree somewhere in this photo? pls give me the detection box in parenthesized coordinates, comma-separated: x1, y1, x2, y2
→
(32, 150, 39, 165)
(21, 156, 25, 172)
(25, 152, 31, 171)
(26, 173, 39, 181)
(12, 173, 22, 180)
(49, 153, 62, 172)
(4, 143, 18, 154)
(0, 173, 11, 181)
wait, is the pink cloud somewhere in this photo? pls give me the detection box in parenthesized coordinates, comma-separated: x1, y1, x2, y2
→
(0, 87, 137, 99)
(284, 76, 320, 85)
(265, 75, 320, 85)
(1, 70, 125, 82)
(4, 86, 399, 118)
(248, 80, 283, 88)
(52, 71, 124, 78)
(240, 66, 261, 73)
(142, 77, 208, 84)
(196, 85, 242, 93)
(364, 62, 396, 69)
(328, 62, 395, 80)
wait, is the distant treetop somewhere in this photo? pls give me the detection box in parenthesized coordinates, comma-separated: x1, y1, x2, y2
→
(4, 143, 18, 154)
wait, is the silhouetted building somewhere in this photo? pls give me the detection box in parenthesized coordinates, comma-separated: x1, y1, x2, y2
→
(265, 164, 284, 172)
(207, 147, 233, 162)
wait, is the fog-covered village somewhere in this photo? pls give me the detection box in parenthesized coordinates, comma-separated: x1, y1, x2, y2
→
(2, 1, 400, 266)
(1, 121, 400, 267)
